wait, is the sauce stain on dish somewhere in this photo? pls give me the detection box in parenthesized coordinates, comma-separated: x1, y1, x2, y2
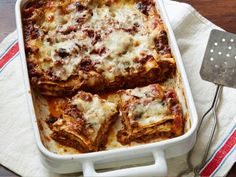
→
(46, 97, 68, 118)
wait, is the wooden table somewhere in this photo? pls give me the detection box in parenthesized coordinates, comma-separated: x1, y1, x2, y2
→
(0, 0, 235, 176)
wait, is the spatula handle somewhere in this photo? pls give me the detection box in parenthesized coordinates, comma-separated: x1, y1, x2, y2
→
(194, 85, 222, 176)
(178, 84, 223, 177)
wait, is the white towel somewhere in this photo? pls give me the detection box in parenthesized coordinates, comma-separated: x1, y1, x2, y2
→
(0, 1, 235, 176)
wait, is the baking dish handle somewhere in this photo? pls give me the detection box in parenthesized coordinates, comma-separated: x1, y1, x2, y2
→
(82, 149, 167, 177)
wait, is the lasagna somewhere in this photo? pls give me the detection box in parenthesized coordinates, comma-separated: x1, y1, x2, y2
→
(117, 84, 183, 144)
(50, 91, 118, 152)
(22, 0, 175, 96)
(22, 0, 186, 153)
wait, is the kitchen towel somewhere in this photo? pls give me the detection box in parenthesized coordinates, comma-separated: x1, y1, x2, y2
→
(0, 0, 235, 176)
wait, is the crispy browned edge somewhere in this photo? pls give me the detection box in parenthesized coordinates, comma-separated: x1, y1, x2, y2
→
(117, 86, 184, 145)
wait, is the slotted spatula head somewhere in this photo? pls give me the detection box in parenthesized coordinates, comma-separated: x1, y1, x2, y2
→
(200, 29, 236, 88)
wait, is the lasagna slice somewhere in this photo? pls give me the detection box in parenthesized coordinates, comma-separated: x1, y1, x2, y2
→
(117, 84, 183, 144)
(23, 0, 175, 96)
(51, 91, 118, 152)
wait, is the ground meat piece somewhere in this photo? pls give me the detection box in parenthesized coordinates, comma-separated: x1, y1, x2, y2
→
(46, 116, 57, 127)
(78, 57, 94, 71)
(24, 0, 45, 9)
(56, 48, 70, 58)
(154, 31, 171, 55)
(136, 2, 148, 15)
(92, 33, 101, 45)
(65, 105, 83, 119)
(90, 47, 106, 56)
(83, 29, 95, 38)
(75, 2, 86, 11)
(133, 55, 153, 65)
(23, 20, 40, 41)
(78, 92, 93, 102)
(61, 26, 77, 35)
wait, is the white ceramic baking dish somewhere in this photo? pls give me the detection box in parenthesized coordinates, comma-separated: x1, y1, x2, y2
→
(15, 0, 198, 176)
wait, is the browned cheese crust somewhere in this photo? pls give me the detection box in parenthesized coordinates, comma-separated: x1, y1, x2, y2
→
(23, 0, 175, 96)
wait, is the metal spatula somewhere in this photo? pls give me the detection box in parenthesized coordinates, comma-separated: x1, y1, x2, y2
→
(179, 29, 236, 177)
(201, 29, 236, 88)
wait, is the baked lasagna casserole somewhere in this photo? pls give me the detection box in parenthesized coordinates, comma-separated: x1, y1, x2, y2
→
(22, 0, 188, 153)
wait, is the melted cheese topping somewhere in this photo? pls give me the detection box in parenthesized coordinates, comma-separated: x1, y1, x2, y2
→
(122, 85, 173, 126)
(71, 93, 117, 140)
(129, 101, 172, 126)
(26, 0, 163, 81)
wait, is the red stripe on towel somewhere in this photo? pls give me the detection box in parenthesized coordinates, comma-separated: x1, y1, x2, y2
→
(200, 129, 236, 177)
(0, 42, 19, 69)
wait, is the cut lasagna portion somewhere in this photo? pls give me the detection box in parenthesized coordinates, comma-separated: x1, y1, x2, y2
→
(51, 91, 118, 152)
(117, 84, 183, 144)
(23, 0, 175, 96)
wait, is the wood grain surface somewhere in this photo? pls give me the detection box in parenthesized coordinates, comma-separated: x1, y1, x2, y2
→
(0, 0, 235, 176)
(178, 0, 236, 33)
